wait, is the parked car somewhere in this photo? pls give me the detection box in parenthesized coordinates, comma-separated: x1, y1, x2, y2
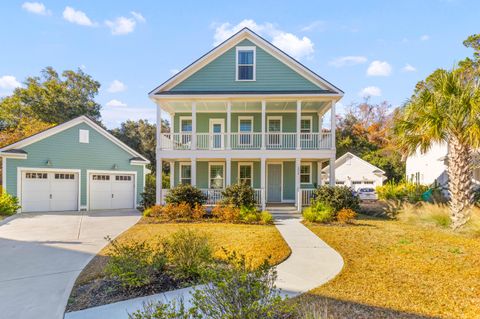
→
(357, 188, 377, 201)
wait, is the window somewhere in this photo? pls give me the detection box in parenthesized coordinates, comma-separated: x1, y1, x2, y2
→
(300, 117, 312, 140)
(115, 175, 132, 181)
(238, 117, 253, 145)
(79, 129, 89, 143)
(55, 173, 75, 180)
(352, 181, 362, 185)
(209, 164, 224, 189)
(25, 172, 47, 179)
(93, 175, 110, 181)
(236, 47, 255, 81)
(180, 163, 192, 185)
(300, 164, 311, 184)
(364, 181, 374, 185)
(238, 163, 253, 186)
(180, 117, 192, 146)
(336, 181, 345, 185)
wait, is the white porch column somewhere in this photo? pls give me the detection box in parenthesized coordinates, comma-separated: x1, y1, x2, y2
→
(157, 104, 162, 150)
(261, 100, 266, 150)
(191, 101, 197, 150)
(295, 157, 301, 210)
(296, 100, 302, 150)
(156, 158, 163, 204)
(226, 157, 231, 187)
(329, 156, 336, 186)
(226, 101, 231, 150)
(191, 158, 197, 186)
(317, 161, 322, 187)
(170, 113, 175, 135)
(170, 161, 175, 189)
(330, 100, 336, 150)
(260, 158, 266, 210)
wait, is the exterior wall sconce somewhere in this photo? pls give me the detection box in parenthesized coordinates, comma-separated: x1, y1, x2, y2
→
(46, 159, 52, 166)
(112, 164, 118, 170)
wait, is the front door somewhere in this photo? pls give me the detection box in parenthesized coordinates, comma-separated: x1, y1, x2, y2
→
(267, 164, 282, 202)
(210, 119, 224, 149)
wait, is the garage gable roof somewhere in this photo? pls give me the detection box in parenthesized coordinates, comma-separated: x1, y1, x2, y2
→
(0, 116, 150, 164)
(323, 152, 386, 175)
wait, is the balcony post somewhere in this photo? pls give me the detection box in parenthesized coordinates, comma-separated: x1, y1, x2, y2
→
(170, 161, 175, 189)
(191, 101, 197, 150)
(330, 100, 336, 150)
(191, 157, 197, 186)
(227, 101, 231, 150)
(261, 101, 266, 150)
(329, 156, 336, 186)
(226, 157, 231, 187)
(157, 104, 162, 150)
(296, 100, 301, 150)
(156, 157, 162, 204)
(295, 157, 301, 211)
(260, 157, 266, 210)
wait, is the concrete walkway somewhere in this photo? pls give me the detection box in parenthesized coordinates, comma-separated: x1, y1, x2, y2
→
(0, 210, 140, 319)
(66, 211, 343, 319)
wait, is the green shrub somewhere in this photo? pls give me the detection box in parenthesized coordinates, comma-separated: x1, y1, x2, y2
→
(140, 174, 156, 210)
(336, 208, 357, 224)
(313, 186, 359, 213)
(163, 229, 212, 281)
(0, 193, 20, 216)
(376, 181, 429, 203)
(303, 202, 334, 223)
(165, 184, 207, 208)
(260, 211, 273, 224)
(221, 183, 256, 208)
(105, 237, 167, 288)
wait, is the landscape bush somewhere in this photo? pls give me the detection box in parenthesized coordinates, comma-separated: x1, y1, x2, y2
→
(376, 181, 429, 203)
(211, 205, 241, 222)
(221, 183, 257, 208)
(165, 184, 207, 208)
(140, 174, 156, 210)
(162, 229, 213, 281)
(212, 204, 273, 224)
(336, 208, 357, 224)
(105, 237, 167, 288)
(313, 186, 360, 213)
(303, 201, 334, 223)
(0, 192, 20, 216)
(143, 203, 206, 221)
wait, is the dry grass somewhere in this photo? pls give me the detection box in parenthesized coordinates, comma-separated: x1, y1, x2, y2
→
(304, 215, 480, 319)
(75, 219, 291, 286)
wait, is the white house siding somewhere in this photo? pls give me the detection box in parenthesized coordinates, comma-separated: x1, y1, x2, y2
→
(406, 142, 448, 186)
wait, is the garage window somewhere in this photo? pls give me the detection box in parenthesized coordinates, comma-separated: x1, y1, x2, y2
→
(93, 175, 110, 181)
(352, 181, 362, 185)
(26, 172, 47, 179)
(115, 175, 132, 181)
(364, 181, 374, 184)
(55, 173, 75, 179)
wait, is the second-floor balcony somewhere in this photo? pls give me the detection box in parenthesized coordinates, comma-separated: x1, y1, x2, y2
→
(159, 131, 333, 151)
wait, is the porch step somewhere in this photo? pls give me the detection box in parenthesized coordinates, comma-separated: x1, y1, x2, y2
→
(265, 204, 297, 212)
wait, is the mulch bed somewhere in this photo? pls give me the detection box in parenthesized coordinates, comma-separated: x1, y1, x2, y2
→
(66, 274, 184, 312)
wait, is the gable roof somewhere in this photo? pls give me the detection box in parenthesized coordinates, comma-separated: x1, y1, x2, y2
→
(0, 116, 150, 164)
(149, 28, 343, 97)
(323, 152, 386, 175)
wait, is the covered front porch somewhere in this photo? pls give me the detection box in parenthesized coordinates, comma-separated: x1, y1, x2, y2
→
(158, 157, 336, 211)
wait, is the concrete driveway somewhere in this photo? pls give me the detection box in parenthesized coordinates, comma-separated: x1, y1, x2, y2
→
(0, 210, 140, 319)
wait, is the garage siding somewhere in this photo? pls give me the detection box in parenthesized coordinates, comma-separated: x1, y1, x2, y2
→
(5, 122, 144, 208)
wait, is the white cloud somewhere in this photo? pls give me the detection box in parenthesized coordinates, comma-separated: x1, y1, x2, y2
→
(329, 56, 367, 67)
(130, 11, 146, 23)
(367, 60, 392, 76)
(0, 75, 22, 90)
(359, 86, 382, 97)
(107, 80, 127, 93)
(63, 6, 95, 26)
(170, 69, 180, 75)
(105, 16, 136, 35)
(106, 99, 127, 107)
(213, 19, 314, 59)
(420, 34, 430, 41)
(22, 2, 50, 15)
(402, 63, 416, 72)
(301, 20, 326, 32)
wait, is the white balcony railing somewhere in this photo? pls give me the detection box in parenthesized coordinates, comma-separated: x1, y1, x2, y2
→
(300, 189, 316, 206)
(161, 188, 263, 206)
(159, 132, 332, 151)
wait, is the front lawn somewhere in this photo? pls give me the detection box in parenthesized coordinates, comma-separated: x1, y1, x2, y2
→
(301, 216, 480, 318)
(67, 219, 291, 312)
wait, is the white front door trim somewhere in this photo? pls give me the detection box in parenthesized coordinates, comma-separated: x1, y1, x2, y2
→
(86, 170, 137, 210)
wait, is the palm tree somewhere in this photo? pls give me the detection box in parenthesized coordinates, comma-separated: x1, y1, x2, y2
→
(395, 68, 480, 229)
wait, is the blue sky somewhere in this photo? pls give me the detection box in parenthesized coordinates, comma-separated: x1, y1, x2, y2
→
(0, 0, 478, 128)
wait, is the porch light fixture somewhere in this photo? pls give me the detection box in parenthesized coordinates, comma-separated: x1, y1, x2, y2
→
(112, 164, 118, 170)
(46, 159, 52, 166)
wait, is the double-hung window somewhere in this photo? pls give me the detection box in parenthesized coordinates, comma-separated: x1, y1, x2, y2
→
(238, 117, 253, 146)
(300, 164, 312, 184)
(209, 164, 224, 189)
(238, 163, 253, 186)
(180, 163, 192, 185)
(180, 117, 192, 147)
(236, 47, 256, 81)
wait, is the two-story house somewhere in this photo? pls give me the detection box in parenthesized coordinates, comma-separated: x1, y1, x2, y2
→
(149, 28, 343, 211)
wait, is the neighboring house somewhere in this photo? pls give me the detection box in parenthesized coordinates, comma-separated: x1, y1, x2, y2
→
(0, 116, 150, 213)
(149, 28, 343, 210)
(322, 152, 387, 190)
(406, 142, 480, 188)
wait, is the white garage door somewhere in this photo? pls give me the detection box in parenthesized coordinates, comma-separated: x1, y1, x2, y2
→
(21, 171, 79, 212)
(89, 173, 135, 210)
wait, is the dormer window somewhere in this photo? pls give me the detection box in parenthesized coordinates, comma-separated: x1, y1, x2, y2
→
(236, 46, 256, 81)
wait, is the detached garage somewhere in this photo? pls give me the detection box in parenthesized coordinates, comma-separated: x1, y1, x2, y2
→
(0, 116, 150, 213)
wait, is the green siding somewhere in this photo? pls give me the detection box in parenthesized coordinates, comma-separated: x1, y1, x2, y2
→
(171, 39, 321, 92)
(5, 122, 145, 207)
(196, 162, 209, 188)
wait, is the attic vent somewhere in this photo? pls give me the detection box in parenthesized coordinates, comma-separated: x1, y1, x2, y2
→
(79, 129, 89, 143)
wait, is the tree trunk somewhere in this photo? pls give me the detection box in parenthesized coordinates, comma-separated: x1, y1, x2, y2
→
(448, 136, 473, 229)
